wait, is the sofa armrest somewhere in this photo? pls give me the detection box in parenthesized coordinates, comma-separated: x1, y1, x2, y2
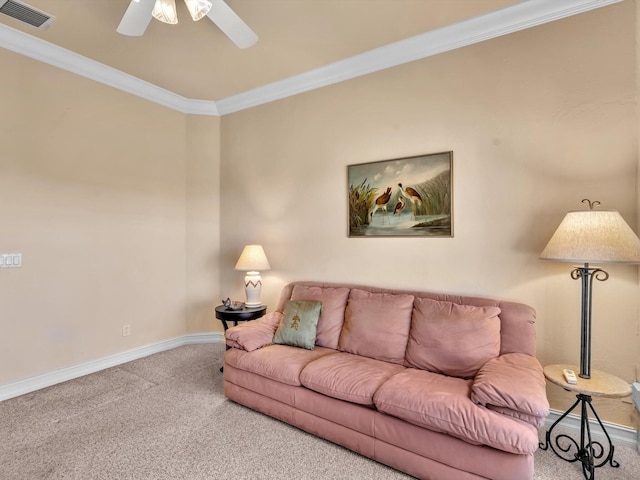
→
(225, 312, 282, 352)
(471, 353, 549, 426)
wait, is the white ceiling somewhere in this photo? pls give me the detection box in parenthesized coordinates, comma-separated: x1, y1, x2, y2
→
(0, 0, 623, 115)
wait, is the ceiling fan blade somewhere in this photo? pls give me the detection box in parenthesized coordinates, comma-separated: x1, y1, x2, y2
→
(206, 0, 258, 49)
(117, 0, 156, 36)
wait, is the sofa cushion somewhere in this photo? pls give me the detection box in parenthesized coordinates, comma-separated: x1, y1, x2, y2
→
(273, 300, 322, 350)
(224, 344, 336, 386)
(485, 405, 546, 429)
(300, 352, 405, 406)
(338, 289, 414, 365)
(405, 297, 501, 378)
(291, 285, 350, 349)
(373, 369, 539, 455)
(225, 312, 282, 352)
(470, 353, 549, 428)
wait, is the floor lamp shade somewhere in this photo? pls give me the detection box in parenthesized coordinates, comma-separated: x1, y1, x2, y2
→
(540, 209, 640, 264)
(540, 200, 640, 378)
(234, 245, 271, 307)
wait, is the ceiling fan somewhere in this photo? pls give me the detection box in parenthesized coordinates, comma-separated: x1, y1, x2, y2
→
(117, 0, 258, 49)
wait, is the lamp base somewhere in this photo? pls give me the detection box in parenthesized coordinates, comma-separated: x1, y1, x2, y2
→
(571, 264, 609, 380)
(243, 271, 263, 308)
(540, 392, 620, 479)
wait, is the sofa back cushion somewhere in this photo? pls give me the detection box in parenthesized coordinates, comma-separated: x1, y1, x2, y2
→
(338, 289, 414, 364)
(405, 297, 501, 378)
(291, 285, 350, 349)
(278, 281, 537, 357)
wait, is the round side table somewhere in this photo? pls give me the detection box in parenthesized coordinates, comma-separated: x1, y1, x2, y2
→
(215, 304, 267, 372)
(215, 304, 267, 331)
(539, 364, 631, 480)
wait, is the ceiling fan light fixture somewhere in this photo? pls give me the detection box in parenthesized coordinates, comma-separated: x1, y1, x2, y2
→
(184, 0, 212, 21)
(152, 0, 178, 24)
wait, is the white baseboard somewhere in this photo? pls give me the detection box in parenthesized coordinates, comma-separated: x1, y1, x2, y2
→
(544, 408, 638, 450)
(0, 332, 224, 402)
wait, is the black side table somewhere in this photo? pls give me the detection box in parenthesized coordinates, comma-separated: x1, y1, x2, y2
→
(215, 304, 267, 331)
(216, 304, 267, 372)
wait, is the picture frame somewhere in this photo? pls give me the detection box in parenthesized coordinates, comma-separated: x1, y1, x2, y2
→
(348, 151, 453, 237)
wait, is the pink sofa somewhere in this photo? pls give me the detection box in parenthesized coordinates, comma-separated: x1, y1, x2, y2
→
(223, 282, 549, 480)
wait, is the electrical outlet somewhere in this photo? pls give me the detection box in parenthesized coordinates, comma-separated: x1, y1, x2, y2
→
(122, 324, 131, 337)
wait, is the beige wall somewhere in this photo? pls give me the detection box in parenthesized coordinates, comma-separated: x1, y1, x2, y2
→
(186, 115, 221, 333)
(0, 48, 221, 384)
(220, 2, 638, 426)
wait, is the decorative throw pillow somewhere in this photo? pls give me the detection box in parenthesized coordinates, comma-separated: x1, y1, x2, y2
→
(273, 300, 322, 350)
(405, 297, 501, 378)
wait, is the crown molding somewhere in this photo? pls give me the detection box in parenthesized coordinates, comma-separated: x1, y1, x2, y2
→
(0, 0, 622, 116)
(216, 0, 622, 114)
(183, 99, 220, 116)
(0, 22, 218, 115)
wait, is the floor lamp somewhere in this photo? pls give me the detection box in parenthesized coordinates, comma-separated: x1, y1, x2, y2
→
(540, 199, 640, 379)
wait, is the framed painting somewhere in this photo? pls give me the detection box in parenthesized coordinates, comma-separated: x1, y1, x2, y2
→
(348, 151, 453, 237)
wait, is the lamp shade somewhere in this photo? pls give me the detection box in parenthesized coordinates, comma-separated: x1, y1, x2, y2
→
(152, 0, 178, 24)
(234, 245, 271, 272)
(184, 0, 212, 21)
(540, 209, 640, 264)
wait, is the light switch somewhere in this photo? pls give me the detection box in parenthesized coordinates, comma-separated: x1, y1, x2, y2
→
(0, 253, 22, 268)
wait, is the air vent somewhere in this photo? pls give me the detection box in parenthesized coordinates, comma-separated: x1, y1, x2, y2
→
(0, 0, 55, 29)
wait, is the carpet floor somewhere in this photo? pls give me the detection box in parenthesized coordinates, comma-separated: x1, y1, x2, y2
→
(1, 343, 638, 479)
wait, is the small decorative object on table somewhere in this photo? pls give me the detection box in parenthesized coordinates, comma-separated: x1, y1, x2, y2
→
(222, 297, 244, 311)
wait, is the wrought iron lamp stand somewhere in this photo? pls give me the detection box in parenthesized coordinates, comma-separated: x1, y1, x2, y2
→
(540, 391, 618, 480)
(538, 264, 631, 480)
(539, 363, 631, 480)
(571, 263, 608, 380)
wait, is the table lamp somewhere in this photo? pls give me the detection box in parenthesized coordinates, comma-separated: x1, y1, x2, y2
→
(234, 245, 271, 307)
(540, 199, 640, 378)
